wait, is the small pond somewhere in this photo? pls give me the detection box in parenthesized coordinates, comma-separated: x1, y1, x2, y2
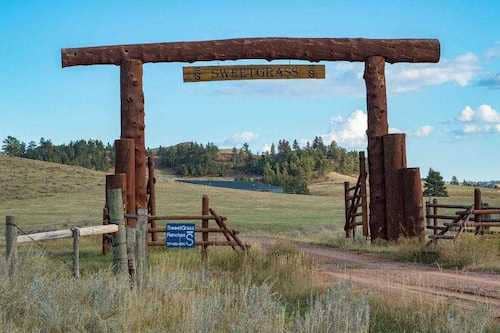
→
(177, 179, 283, 193)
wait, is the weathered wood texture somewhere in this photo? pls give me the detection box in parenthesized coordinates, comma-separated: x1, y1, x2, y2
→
(62, 38, 440, 66)
(201, 195, 209, 261)
(147, 156, 157, 241)
(402, 168, 424, 239)
(115, 139, 136, 227)
(5, 216, 17, 278)
(106, 174, 128, 275)
(72, 227, 80, 279)
(364, 56, 389, 240)
(359, 152, 369, 238)
(16, 224, 119, 244)
(183, 64, 325, 82)
(120, 59, 146, 210)
(383, 134, 407, 240)
(135, 208, 148, 288)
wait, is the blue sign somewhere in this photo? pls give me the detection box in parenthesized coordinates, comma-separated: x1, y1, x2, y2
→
(166, 223, 195, 248)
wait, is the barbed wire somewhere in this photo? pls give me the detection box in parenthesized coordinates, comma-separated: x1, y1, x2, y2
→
(13, 223, 75, 271)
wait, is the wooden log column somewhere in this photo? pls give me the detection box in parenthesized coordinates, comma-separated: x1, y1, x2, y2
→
(115, 139, 136, 227)
(364, 56, 389, 240)
(106, 174, 128, 275)
(383, 134, 407, 240)
(120, 59, 146, 211)
(402, 168, 425, 239)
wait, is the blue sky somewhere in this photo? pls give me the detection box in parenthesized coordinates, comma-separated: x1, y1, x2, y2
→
(1, 1, 500, 180)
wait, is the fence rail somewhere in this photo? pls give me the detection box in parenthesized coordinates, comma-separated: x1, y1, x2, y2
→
(425, 188, 500, 245)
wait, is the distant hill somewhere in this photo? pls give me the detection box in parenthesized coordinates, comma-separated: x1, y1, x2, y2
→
(0, 155, 104, 201)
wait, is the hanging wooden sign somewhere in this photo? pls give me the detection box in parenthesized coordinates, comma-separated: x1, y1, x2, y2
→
(183, 64, 325, 82)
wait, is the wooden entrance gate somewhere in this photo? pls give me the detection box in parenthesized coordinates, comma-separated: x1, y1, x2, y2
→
(344, 152, 369, 238)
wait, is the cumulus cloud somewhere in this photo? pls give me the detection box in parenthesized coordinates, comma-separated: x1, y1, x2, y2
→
(388, 53, 480, 93)
(416, 125, 433, 137)
(223, 131, 257, 147)
(458, 106, 475, 122)
(322, 110, 367, 149)
(456, 104, 500, 134)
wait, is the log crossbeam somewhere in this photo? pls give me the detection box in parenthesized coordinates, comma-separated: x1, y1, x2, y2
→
(62, 38, 440, 67)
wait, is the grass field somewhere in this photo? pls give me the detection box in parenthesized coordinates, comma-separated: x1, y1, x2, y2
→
(1, 156, 500, 332)
(1, 155, 499, 237)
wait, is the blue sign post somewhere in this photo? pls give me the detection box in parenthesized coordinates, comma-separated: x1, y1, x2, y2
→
(165, 223, 196, 248)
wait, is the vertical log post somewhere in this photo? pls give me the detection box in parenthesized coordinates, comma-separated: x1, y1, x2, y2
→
(201, 195, 209, 261)
(5, 216, 17, 278)
(425, 200, 431, 228)
(106, 174, 128, 276)
(136, 208, 148, 289)
(364, 56, 389, 241)
(432, 198, 438, 243)
(402, 168, 425, 239)
(120, 59, 146, 213)
(71, 227, 80, 279)
(474, 188, 482, 234)
(383, 134, 407, 240)
(102, 176, 112, 255)
(344, 182, 351, 238)
(359, 152, 369, 238)
(147, 156, 157, 242)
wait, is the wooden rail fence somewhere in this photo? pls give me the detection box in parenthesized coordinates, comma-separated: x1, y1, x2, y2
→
(425, 188, 500, 245)
(344, 152, 369, 239)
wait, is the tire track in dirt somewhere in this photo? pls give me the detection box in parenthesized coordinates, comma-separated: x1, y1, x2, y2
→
(250, 237, 500, 318)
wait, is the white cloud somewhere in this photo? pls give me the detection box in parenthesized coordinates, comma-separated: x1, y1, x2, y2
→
(478, 104, 500, 123)
(388, 53, 480, 93)
(455, 104, 500, 134)
(458, 106, 475, 122)
(322, 110, 367, 149)
(223, 131, 257, 147)
(416, 125, 433, 137)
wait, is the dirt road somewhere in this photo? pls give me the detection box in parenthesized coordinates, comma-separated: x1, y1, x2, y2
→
(251, 237, 500, 319)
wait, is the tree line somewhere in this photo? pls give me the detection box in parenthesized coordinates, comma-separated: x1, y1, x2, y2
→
(157, 137, 360, 194)
(1, 136, 113, 171)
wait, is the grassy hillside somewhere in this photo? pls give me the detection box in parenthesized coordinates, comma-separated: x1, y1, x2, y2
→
(0, 156, 341, 235)
(1, 156, 498, 236)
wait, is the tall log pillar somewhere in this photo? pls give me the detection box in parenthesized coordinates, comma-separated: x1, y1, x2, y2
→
(364, 56, 389, 240)
(120, 59, 147, 211)
(115, 139, 136, 227)
(402, 168, 425, 239)
(383, 134, 407, 240)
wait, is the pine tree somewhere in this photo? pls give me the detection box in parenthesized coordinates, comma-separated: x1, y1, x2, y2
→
(424, 168, 448, 197)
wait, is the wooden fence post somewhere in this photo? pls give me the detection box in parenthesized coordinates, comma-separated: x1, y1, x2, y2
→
(201, 195, 209, 261)
(5, 216, 17, 278)
(147, 156, 157, 242)
(474, 188, 482, 234)
(344, 182, 350, 238)
(71, 227, 80, 279)
(136, 208, 148, 289)
(432, 198, 438, 243)
(106, 174, 128, 276)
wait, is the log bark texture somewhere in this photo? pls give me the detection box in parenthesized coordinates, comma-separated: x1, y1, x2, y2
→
(120, 59, 146, 210)
(402, 168, 424, 239)
(364, 56, 389, 240)
(115, 138, 136, 227)
(62, 38, 440, 67)
(383, 134, 407, 241)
